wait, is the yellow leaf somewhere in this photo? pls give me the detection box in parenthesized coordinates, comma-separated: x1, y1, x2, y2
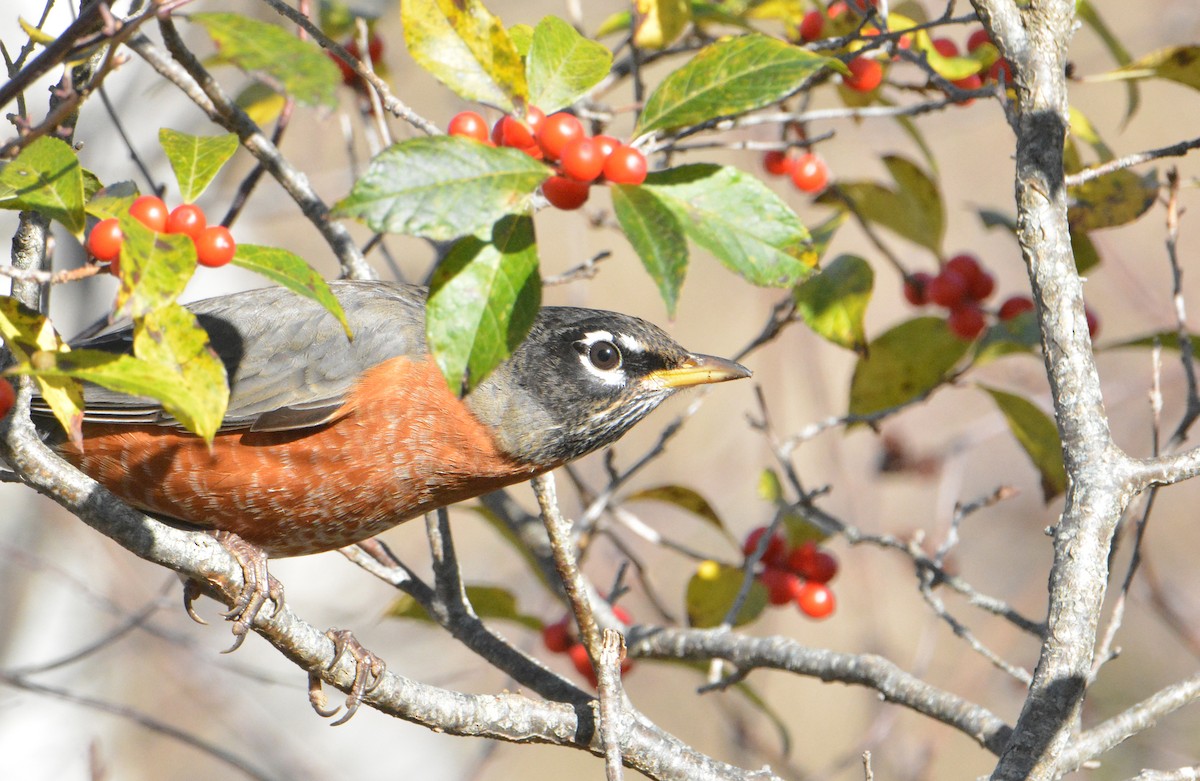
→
(634, 0, 691, 49)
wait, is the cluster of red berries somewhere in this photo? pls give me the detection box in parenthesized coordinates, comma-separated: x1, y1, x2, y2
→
(86, 195, 236, 274)
(761, 148, 830, 194)
(905, 255, 1100, 341)
(541, 605, 635, 688)
(0, 379, 14, 422)
(743, 527, 838, 619)
(931, 32, 1013, 103)
(330, 33, 384, 89)
(446, 107, 649, 211)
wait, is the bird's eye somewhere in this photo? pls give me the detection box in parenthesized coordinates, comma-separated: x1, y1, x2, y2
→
(587, 340, 622, 371)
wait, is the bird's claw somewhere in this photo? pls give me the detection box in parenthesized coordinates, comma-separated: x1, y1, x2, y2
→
(180, 531, 284, 652)
(308, 628, 386, 726)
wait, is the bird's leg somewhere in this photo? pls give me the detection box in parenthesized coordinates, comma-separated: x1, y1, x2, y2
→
(308, 628, 386, 726)
(180, 530, 285, 652)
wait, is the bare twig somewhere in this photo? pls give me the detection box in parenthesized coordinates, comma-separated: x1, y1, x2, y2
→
(1064, 136, 1200, 187)
(599, 629, 627, 781)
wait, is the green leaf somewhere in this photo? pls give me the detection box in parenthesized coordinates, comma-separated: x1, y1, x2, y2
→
(974, 314, 1041, 365)
(234, 81, 287, 127)
(159, 128, 238, 203)
(794, 254, 873, 353)
(401, 0, 527, 111)
(0, 136, 86, 236)
(131, 304, 230, 443)
(84, 182, 137, 220)
(1072, 228, 1101, 274)
(387, 585, 542, 630)
(114, 218, 197, 319)
(636, 34, 842, 135)
(848, 316, 969, 418)
(508, 23, 534, 57)
(1093, 45, 1200, 94)
(821, 155, 944, 254)
(807, 210, 849, 264)
(191, 12, 339, 108)
(334, 136, 549, 240)
(641, 164, 816, 287)
(1076, 0, 1137, 123)
(611, 183, 688, 316)
(1105, 331, 1200, 358)
(912, 29, 985, 80)
(231, 244, 352, 339)
(427, 214, 541, 393)
(1068, 169, 1158, 232)
(625, 484, 734, 542)
(686, 560, 767, 628)
(979, 385, 1066, 501)
(0, 297, 84, 447)
(526, 16, 612, 112)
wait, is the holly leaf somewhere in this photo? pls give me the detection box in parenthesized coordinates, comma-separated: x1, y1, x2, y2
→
(980, 385, 1066, 501)
(848, 316, 969, 418)
(634, 0, 691, 49)
(402, 0, 527, 111)
(0, 297, 85, 447)
(114, 217, 197, 319)
(822, 155, 944, 254)
(158, 128, 238, 203)
(636, 34, 842, 135)
(686, 560, 767, 628)
(794, 254, 873, 353)
(641, 164, 816, 287)
(427, 214, 541, 394)
(1068, 169, 1158, 231)
(231, 244, 352, 339)
(611, 183, 688, 316)
(526, 16, 612, 112)
(0, 136, 86, 236)
(334, 136, 549, 240)
(191, 12, 339, 108)
(388, 585, 542, 630)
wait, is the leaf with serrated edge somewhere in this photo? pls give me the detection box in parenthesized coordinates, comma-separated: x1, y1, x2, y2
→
(686, 560, 767, 628)
(191, 13, 339, 107)
(0, 297, 84, 446)
(401, 0, 526, 111)
(427, 214, 541, 394)
(848, 317, 970, 418)
(637, 34, 841, 135)
(611, 184, 688, 316)
(526, 16, 612, 112)
(642, 164, 814, 287)
(159, 129, 238, 203)
(334, 136, 549, 241)
(0, 137, 86, 236)
(114, 218, 197, 319)
(794, 254, 873, 352)
(232, 245, 352, 338)
(980, 385, 1066, 501)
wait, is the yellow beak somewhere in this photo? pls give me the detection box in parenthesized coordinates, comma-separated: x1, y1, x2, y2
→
(645, 353, 752, 389)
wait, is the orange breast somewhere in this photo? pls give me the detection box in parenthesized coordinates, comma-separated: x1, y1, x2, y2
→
(61, 357, 546, 557)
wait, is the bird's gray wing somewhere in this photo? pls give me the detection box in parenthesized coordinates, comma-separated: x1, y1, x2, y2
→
(35, 280, 430, 434)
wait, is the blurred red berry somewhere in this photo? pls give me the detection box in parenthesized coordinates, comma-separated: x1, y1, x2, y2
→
(542, 176, 590, 210)
(788, 542, 839, 583)
(998, 295, 1036, 321)
(567, 642, 596, 685)
(799, 10, 825, 42)
(952, 73, 983, 104)
(448, 111, 489, 142)
(904, 271, 934, 306)
(931, 38, 959, 57)
(0, 379, 13, 421)
(1086, 306, 1100, 338)
(796, 582, 836, 619)
(790, 152, 829, 193)
(987, 58, 1013, 83)
(928, 269, 969, 308)
(947, 305, 987, 340)
(761, 567, 802, 606)
(967, 28, 993, 52)
(827, 2, 849, 19)
(763, 150, 794, 177)
(129, 195, 168, 233)
(743, 527, 787, 568)
(542, 618, 572, 653)
(844, 57, 884, 92)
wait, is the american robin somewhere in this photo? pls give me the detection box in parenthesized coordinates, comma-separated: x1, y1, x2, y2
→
(28, 279, 749, 712)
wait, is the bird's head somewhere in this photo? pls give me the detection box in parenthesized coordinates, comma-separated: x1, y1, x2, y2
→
(466, 307, 751, 467)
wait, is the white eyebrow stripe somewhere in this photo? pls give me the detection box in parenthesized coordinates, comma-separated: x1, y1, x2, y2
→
(580, 330, 614, 345)
(618, 333, 644, 352)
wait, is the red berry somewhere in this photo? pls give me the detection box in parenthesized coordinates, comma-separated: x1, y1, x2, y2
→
(492, 110, 544, 156)
(593, 134, 620, 160)
(763, 150, 794, 177)
(844, 57, 884, 92)
(610, 603, 633, 626)
(904, 271, 934, 306)
(947, 304, 987, 340)
(795, 582, 836, 619)
(0, 379, 14, 421)
(541, 176, 590, 210)
(559, 137, 605, 182)
(448, 111, 489, 142)
(743, 526, 787, 568)
(931, 38, 959, 57)
(195, 225, 236, 268)
(968, 269, 995, 301)
(847, 0, 878, 14)
(761, 567, 801, 606)
(1085, 306, 1100, 338)
(928, 269, 969, 309)
(944, 253, 981, 279)
(799, 10, 824, 42)
(165, 204, 207, 239)
(945, 254, 994, 301)
(536, 112, 585, 161)
(790, 152, 829, 193)
(129, 195, 168, 233)
(998, 295, 1035, 321)
(951, 73, 983, 104)
(827, 2, 848, 19)
(967, 28, 992, 53)
(542, 618, 572, 653)
(787, 542, 838, 583)
(987, 58, 1013, 83)
(567, 642, 596, 685)
(602, 145, 648, 185)
(86, 218, 123, 262)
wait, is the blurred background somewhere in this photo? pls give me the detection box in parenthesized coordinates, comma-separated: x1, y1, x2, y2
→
(3, 1, 1200, 778)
